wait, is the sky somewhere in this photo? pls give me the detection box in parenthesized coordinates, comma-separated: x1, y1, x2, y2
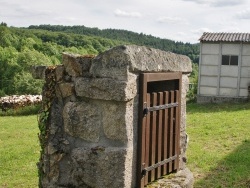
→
(1, 0, 250, 44)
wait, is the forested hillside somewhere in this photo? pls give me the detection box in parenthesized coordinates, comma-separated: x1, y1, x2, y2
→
(28, 25, 199, 63)
(0, 24, 124, 96)
(0, 23, 199, 96)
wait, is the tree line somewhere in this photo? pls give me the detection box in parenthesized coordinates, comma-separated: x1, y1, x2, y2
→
(28, 24, 200, 63)
(0, 23, 199, 96)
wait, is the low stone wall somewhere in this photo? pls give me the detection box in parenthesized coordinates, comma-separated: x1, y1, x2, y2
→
(197, 95, 249, 103)
(33, 45, 193, 188)
(0, 95, 42, 111)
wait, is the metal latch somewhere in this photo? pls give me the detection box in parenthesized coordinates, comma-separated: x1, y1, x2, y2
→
(143, 102, 178, 117)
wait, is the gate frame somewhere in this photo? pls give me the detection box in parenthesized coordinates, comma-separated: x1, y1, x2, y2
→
(137, 72, 182, 188)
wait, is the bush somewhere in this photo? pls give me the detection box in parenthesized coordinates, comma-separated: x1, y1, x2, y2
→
(0, 104, 41, 116)
(0, 90, 6, 97)
(187, 82, 198, 102)
(187, 63, 198, 102)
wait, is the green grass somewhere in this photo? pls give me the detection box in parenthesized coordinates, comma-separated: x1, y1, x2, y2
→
(186, 102, 250, 188)
(0, 115, 39, 188)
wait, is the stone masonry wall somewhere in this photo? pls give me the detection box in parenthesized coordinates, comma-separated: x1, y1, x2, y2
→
(33, 45, 192, 188)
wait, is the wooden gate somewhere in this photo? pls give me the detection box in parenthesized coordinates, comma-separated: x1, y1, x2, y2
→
(137, 72, 182, 188)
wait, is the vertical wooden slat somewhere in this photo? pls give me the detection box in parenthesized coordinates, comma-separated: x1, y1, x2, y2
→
(144, 93, 151, 185)
(168, 90, 175, 173)
(137, 74, 147, 188)
(156, 92, 163, 178)
(162, 91, 169, 174)
(172, 90, 177, 171)
(140, 119, 146, 188)
(174, 90, 180, 170)
(150, 92, 157, 181)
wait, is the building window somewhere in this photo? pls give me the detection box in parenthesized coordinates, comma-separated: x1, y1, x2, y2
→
(222, 55, 238, 66)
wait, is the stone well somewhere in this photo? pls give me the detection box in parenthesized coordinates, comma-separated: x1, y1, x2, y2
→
(32, 45, 193, 188)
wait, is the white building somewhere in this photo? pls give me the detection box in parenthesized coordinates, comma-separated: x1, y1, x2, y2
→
(197, 32, 250, 103)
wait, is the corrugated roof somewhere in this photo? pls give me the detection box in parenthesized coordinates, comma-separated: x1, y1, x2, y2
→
(199, 32, 250, 42)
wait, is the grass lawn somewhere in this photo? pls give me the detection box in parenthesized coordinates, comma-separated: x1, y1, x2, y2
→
(0, 102, 249, 187)
(186, 102, 250, 188)
(0, 115, 39, 188)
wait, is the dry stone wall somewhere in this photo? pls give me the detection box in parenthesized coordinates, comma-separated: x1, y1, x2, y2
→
(0, 95, 42, 111)
(32, 45, 192, 188)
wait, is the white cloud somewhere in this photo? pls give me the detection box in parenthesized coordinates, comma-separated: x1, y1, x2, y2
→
(180, 0, 246, 7)
(219, 27, 241, 33)
(236, 8, 250, 19)
(157, 16, 188, 25)
(191, 28, 213, 34)
(177, 32, 186, 36)
(213, 0, 246, 7)
(114, 9, 142, 18)
(54, 17, 78, 24)
(180, 0, 208, 4)
(15, 6, 52, 17)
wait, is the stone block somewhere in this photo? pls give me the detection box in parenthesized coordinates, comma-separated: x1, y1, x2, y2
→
(63, 101, 101, 142)
(90, 45, 192, 80)
(90, 46, 131, 80)
(31, 65, 47, 79)
(55, 65, 65, 82)
(58, 82, 75, 98)
(146, 168, 194, 188)
(78, 55, 93, 72)
(75, 74, 137, 101)
(181, 75, 189, 132)
(101, 99, 136, 143)
(71, 147, 134, 188)
(102, 101, 127, 142)
(125, 45, 192, 73)
(62, 53, 93, 77)
(62, 53, 83, 77)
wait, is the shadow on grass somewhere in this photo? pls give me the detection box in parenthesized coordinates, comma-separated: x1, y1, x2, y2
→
(187, 101, 250, 114)
(194, 139, 250, 188)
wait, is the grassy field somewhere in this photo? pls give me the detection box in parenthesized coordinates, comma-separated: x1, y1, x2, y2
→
(0, 115, 39, 188)
(0, 102, 249, 187)
(187, 102, 250, 188)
